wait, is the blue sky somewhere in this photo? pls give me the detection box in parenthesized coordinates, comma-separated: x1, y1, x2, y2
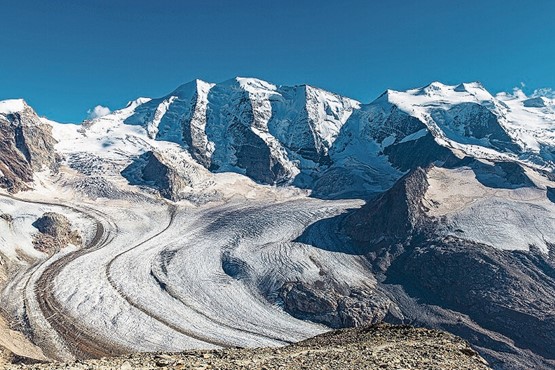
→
(1, 0, 554, 122)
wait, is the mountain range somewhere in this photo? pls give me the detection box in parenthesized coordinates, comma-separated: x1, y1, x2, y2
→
(0, 78, 554, 369)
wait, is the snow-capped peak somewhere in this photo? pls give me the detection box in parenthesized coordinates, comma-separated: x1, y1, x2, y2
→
(0, 99, 27, 115)
(400, 81, 494, 103)
(417, 81, 451, 96)
(378, 83, 501, 129)
(234, 77, 277, 92)
(170, 78, 215, 98)
(125, 97, 151, 109)
(50, 78, 555, 188)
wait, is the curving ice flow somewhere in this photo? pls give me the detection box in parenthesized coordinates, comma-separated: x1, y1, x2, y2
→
(55, 197, 368, 352)
(1, 185, 368, 360)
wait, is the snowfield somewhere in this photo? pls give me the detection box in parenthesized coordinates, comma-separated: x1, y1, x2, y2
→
(0, 99, 26, 115)
(424, 166, 555, 253)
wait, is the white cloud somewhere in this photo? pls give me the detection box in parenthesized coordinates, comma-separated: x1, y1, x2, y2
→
(87, 105, 111, 120)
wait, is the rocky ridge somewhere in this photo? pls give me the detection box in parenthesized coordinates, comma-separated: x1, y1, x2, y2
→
(338, 166, 555, 369)
(3, 325, 490, 370)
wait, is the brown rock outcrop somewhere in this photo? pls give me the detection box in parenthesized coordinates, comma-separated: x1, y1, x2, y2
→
(32, 212, 81, 254)
(0, 102, 59, 192)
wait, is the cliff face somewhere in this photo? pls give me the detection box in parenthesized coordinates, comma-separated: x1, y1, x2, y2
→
(123, 78, 359, 187)
(121, 151, 189, 201)
(0, 102, 58, 192)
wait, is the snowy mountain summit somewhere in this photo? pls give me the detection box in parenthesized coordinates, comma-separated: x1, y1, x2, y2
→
(117, 77, 360, 185)
(56, 78, 554, 196)
(0, 79, 555, 370)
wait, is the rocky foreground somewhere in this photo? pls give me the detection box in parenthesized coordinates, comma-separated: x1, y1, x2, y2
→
(3, 325, 490, 370)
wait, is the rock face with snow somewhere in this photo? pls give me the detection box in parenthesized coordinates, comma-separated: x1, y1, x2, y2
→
(121, 151, 189, 201)
(107, 78, 555, 199)
(122, 78, 359, 185)
(0, 100, 59, 192)
(378, 82, 555, 171)
(4, 79, 555, 197)
(66, 78, 555, 199)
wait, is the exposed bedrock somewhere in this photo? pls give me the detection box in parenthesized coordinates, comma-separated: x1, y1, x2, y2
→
(278, 281, 394, 328)
(470, 160, 534, 189)
(343, 167, 432, 246)
(0, 103, 59, 192)
(334, 165, 555, 369)
(32, 212, 82, 253)
(386, 238, 555, 360)
(430, 102, 520, 153)
(230, 120, 291, 185)
(121, 151, 189, 201)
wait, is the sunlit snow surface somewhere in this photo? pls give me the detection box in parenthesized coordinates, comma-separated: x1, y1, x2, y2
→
(424, 166, 555, 253)
(0, 99, 26, 115)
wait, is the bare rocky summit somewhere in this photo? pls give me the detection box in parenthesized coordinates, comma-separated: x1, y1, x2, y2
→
(3, 325, 490, 370)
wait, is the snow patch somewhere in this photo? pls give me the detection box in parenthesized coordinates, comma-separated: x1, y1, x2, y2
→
(0, 99, 26, 115)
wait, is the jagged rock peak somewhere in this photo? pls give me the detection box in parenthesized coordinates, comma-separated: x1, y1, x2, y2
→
(343, 167, 431, 245)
